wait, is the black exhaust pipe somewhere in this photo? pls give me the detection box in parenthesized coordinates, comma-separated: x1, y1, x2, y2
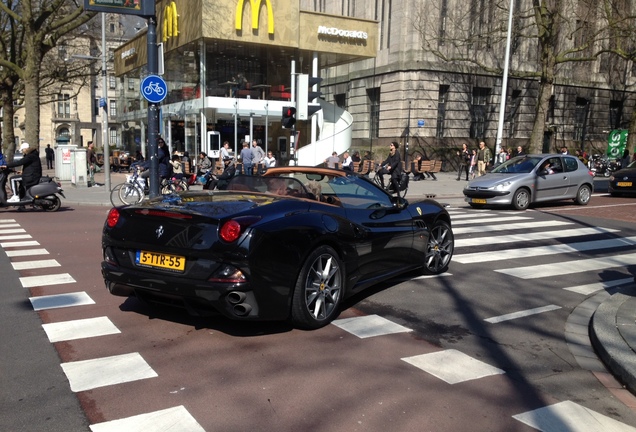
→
(233, 303, 252, 316)
(227, 291, 247, 304)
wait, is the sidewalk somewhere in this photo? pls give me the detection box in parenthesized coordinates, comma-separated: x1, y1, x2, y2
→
(43, 167, 636, 400)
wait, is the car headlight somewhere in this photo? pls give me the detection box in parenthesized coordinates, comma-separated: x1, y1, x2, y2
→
(490, 182, 511, 191)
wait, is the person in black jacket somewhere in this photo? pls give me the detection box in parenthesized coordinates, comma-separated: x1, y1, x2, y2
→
(2, 142, 42, 202)
(376, 141, 402, 193)
(204, 156, 236, 190)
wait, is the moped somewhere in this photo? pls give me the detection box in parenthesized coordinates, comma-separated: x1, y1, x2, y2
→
(0, 168, 65, 211)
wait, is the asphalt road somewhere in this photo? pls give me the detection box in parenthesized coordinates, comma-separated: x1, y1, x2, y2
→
(2, 195, 636, 431)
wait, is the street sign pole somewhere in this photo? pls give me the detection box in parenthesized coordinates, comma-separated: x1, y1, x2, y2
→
(147, 16, 160, 198)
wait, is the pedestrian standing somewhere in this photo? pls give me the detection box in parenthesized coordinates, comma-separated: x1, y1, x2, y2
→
(45, 144, 55, 169)
(240, 141, 254, 175)
(456, 143, 470, 181)
(476, 141, 492, 176)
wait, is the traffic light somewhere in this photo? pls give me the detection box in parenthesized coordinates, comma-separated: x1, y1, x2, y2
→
(282, 106, 296, 129)
(297, 74, 323, 120)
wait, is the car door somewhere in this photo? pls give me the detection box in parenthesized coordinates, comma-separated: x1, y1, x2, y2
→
(535, 156, 570, 201)
(328, 178, 415, 281)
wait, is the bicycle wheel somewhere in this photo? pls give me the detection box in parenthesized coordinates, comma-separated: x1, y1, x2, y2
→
(111, 183, 144, 206)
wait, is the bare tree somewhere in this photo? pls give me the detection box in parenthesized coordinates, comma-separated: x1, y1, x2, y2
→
(414, 0, 634, 152)
(0, 0, 96, 153)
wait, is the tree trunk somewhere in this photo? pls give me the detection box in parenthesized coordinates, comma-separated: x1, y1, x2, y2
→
(528, 78, 553, 153)
(23, 37, 42, 149)
(1, 85, 18, 159)
(628, 106, 636, 152)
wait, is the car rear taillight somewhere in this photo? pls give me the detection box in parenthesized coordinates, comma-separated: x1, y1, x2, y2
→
(208, 264, 246, 283)
(219, 216, 262, 243)
(106, 208, 120, 228)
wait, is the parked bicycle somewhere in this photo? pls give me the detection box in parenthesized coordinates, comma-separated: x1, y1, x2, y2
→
(109, 165, 188, 206)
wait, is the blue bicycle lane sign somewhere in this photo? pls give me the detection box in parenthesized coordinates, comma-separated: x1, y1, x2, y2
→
(140, 75, 168, 103)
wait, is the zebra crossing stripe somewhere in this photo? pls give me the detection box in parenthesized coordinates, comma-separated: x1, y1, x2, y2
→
(0, 240, 40, 248)
(402, 349, 505, 384)
(455, 227, 619, 248)
(563, 277, 634, 295)
(0, 234, 32, 241)
(20, 273, 75, 288)
(484, 305, 561, 324)
(12, 259, 61, 270)
(30, 292, 94, 311)
(5, 248, 49, 257)
(332, 315, 412, 338)
(455, 236, 636, 264)
(0, 228, 26, 234)
(496, 253, 636, 279)
(89, 405, 205, 432)
(0, 219, 17, 223)
(61, 352, 158, 392)
(42, 317, 121, 343)
(452, 220, 572, 235)
(513, 400, 636, 431)
(451, 215, 531, 226)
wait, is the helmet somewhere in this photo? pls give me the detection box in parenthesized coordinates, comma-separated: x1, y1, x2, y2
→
(19, 143, 30, 151)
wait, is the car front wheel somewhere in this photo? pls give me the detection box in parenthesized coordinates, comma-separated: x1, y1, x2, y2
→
(423, 220, 454, 275)
(574, 185, 591, 205)
(512, 188, 530, 210)
(291, 245, 344, 329)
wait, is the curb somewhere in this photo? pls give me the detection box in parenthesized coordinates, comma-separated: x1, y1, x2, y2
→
(590, 289, 636, 394)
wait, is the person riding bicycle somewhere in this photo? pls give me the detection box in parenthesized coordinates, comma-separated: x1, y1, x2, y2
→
(376, 141, 402, 193)
(138, 137, 171, 186)
(2, 142, 42, 202)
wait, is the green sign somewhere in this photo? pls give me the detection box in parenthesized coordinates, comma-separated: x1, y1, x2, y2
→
(85, 0, 155, 16)
(607, 129, 628, 159)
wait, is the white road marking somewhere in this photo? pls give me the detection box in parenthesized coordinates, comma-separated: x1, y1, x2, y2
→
(451, 215, 531, 225)
(563, 277, 635, 295)
(484, 305, 562, 324)
(452, 220, 572, 235)
(496, 253, 636, 279)
(20, 273, 75, 288)
(402, 349, 505, 384)
(12, 259, 61, 270)
(513, 400, 636, 431)
(61, 352, 158, 392)
(30, 292, 94, 311)
(89, 406, 206, 432)
(455, 236, 636, 264)
(0, 224, 26, 234)
(42, 317, 121, 343)
(5, 248, 49, 257)
(0, 234, 32, 241)
(0, 240, 40, 248)
(0, 219, 17, 223)
(455, 227, 619, 248)
(332, 314, 412, 338)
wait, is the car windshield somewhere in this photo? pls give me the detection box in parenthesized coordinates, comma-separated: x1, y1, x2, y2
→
(490, 156, 543, 174)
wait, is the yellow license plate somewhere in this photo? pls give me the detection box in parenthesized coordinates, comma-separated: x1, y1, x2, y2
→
(617, 182, 632, 187)
(471, 198, 487, 204)
(136, 250, 186, 272)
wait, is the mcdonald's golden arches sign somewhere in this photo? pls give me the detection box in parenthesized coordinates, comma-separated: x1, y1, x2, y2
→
(235, 0, 274, 35)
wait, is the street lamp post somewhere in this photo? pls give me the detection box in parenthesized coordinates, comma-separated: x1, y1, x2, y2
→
(100, 13, 111, 192)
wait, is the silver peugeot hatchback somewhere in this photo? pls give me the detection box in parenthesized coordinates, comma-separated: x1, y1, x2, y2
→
(463, 154, 594, 210)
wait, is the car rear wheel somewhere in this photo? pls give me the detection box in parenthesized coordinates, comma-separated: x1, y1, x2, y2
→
(423, 220, 454, 275)
(291, 245, 344, 329)
(512, 188, 530, 210)
(574, 185, 591, 205)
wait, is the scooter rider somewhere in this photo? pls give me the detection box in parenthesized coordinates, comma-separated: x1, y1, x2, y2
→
(1, 142, 42, 202)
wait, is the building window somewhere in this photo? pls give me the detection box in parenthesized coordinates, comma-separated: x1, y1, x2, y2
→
(335, 93, 347, 110)
(109, 128, 117, 146)
(14, 116, 18, 128)
(109, 99, 117, 117)
(507, 90, 522, 138)
(609, 100, 623, 130)
(128, 78, 136, 90)
(57, 93, 70, 119)
(94, 98, 100, 116)
(573, 97, 589, 141)
(368, 88, 380, 139)
(109, 75, 116, 90)
(438, 0, 448, 46)
(436, 85, 449, 138)
(470, 87, 490, 139)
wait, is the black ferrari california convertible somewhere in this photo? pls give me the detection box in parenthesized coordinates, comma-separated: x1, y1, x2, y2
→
(101, 167, 454, 329)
